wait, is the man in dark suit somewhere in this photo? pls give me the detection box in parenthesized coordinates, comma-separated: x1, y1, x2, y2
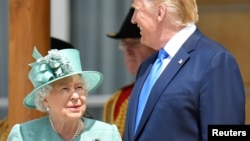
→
(124, 0, 245, 141)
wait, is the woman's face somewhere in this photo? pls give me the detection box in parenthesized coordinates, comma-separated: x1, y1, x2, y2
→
(43, 74, 87, 120)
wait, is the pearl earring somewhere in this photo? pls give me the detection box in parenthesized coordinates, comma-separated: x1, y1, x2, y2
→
(46, 107, 50, 112)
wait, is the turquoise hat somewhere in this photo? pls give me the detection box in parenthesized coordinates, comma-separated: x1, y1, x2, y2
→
(24, 47, 103, 109)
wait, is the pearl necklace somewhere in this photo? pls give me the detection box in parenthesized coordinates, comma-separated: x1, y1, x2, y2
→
(49, 117, 82, 141)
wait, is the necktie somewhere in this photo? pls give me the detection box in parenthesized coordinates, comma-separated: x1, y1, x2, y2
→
(135, 49, 168, 133)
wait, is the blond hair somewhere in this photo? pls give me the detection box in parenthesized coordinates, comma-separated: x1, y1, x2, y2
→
(147, 0, 199, 26)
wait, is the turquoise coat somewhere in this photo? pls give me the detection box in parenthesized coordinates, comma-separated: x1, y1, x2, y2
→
(8, 116, 122, 141)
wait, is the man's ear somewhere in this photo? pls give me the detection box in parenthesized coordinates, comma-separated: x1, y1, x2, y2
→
(157, 4, 166, 21)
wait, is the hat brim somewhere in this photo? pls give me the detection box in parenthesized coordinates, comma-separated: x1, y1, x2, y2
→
(23, 71, 103, 109)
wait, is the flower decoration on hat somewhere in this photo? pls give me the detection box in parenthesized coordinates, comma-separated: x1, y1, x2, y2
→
(29, 47, 73, 88)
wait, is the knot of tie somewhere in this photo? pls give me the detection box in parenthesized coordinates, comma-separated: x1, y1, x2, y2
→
(158, 49, 168, 61)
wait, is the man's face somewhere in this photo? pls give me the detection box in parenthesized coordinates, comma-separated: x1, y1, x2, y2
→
(120, 38, 155, 75)
(131, 0, 159, 49)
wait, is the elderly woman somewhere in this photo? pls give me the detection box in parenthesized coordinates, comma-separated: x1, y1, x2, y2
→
(8, 48, 122, 141)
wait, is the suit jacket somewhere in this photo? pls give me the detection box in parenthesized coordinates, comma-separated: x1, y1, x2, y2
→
(8, 116, 122, 141)
(124, 28, 245, 141)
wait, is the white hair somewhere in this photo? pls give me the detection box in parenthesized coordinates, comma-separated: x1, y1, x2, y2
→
(34, 84, 53, 112)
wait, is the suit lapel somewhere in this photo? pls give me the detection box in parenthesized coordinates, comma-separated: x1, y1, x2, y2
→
(126, 53, 157, 139)
(135, 48, 190, 137)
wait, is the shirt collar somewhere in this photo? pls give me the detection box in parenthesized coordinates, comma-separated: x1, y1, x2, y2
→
(163, 24, 196, 58)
